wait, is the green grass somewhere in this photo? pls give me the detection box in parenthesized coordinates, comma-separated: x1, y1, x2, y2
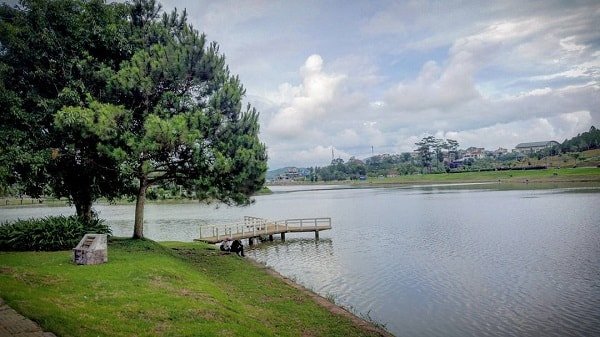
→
(0, 197, 69, 207)
(360, 167, 600, 185)
(526, 149, 600, 168)
(0, 239, 382, 337)
(254, 186, 273, 195)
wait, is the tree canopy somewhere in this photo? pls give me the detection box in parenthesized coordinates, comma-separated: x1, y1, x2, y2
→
(414, 136, 458, 173)
(560, 126, 600, 153)
(0, 0, 134, 220)
(0, 0, 267, 238)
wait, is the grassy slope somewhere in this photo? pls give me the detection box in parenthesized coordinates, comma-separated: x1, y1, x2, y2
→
(0, 239, 382, 337)
(360, 167, 600, 185)
(526, 149, 600, 168)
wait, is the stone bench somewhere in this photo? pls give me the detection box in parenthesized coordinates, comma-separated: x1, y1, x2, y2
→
(72, 234, 107, 265)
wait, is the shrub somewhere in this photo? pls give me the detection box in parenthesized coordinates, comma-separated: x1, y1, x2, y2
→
(0, 215, 111, 251)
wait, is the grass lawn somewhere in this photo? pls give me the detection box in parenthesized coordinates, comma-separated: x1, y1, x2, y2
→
(0, 239, 384, 337)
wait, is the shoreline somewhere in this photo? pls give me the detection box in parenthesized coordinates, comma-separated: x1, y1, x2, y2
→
(2, 168, 598, 209)
(244, 256, 394, 337)
(270, 167, 600, 187)
(2, 182, 599, 210)
(0, 240, 391, 336)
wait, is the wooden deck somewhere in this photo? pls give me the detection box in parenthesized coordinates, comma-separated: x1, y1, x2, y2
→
(195, 216, 332, 244)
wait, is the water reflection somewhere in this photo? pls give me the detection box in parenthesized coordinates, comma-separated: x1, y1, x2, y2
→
(248, 238, 341, 294)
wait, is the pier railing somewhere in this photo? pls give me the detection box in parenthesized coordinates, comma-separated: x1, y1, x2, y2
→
(198, 216, 332, 241)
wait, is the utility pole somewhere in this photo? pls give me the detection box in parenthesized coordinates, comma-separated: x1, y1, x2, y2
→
(332, 147, 335, 161)
(371, 145, 374, 156)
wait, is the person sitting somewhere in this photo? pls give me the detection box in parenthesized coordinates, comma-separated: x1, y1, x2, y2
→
(230, 239, 245, 257)
(220, 237, 232, 252)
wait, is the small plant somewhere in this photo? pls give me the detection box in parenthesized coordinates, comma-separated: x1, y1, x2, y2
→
(0, 215, 111, 251)
(347, 306, 389, 332)
(360, 309, 388, 331)
(325, 292, 338, 304)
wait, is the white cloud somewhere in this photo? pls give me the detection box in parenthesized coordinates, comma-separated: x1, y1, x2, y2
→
(395, 135, 423, 153)
(266, 55, 346, 138)
(384, 58, 479, 111)
(556, 110, 594, 136)
(560, 36, 586, 53)
(379, 8, 600, 138)
(363, 122, 386, 147)
(370, 101, 385, 108)
(384, 17, 542, 112)
(336, 129, 361, 148)
(527, 58, 600, 82)
(268, 145, 352, 168)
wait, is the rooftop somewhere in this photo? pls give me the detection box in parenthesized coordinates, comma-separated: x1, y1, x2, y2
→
(515, 141, 559, 148)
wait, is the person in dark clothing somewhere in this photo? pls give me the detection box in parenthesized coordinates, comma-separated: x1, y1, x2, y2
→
(220, 237, 232, 252)
(230, 239, 245, 257)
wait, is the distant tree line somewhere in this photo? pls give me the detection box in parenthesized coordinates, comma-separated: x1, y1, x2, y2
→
(313, 153, 418, 181)
(313, 137, 459, 181)
(311, 127, 599, 181)
(559, 126, 600, 153)
(531, 126, 600, 159)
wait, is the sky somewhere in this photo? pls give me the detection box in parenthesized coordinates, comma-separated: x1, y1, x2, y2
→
(6, 0, 600, 169)
(154, 0, 599, 169)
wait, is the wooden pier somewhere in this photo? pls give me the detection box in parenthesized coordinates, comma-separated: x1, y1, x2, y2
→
(195, 216, 332, 244)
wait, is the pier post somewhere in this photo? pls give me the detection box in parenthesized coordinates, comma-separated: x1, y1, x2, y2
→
(315, 230, 319, 240)
(281, 233, 286, 242)
(248, 237, 254, 246)
(269, 235, 273, 241)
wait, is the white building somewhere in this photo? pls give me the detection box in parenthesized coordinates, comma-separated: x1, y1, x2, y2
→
(514, 141, 559, 154)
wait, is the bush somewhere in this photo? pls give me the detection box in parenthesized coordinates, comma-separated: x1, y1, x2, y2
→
(0, 215, 111, 251)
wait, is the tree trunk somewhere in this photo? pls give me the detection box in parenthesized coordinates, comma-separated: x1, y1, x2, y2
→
(74, 196, 93, 224)
(133, 177, 148, 239)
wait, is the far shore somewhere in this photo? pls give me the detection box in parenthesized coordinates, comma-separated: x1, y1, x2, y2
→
(2, 167, 599, 209)
(269, 166, 600, 186)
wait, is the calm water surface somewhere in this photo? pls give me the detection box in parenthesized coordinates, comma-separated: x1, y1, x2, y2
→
(2, 185, 599, 337)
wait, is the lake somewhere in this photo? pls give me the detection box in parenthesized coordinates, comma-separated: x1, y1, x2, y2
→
(1, 184, 599, 337)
